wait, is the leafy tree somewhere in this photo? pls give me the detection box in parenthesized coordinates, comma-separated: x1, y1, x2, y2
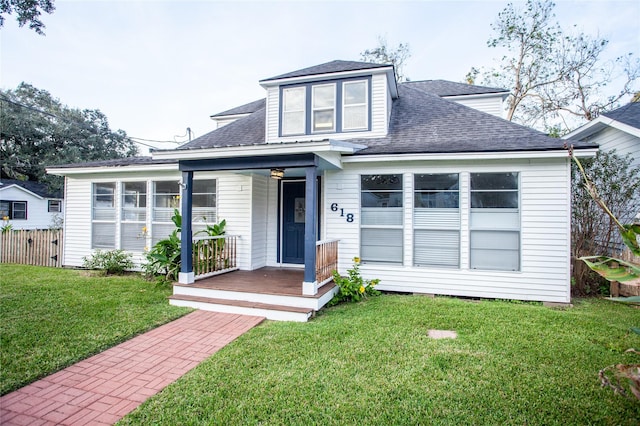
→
(471, 0, 639, 133)
(571, 150, 640, 295)
(0, 0, 55, 35)
(0, 82, 138, 192)
(360, 36, 411, 82)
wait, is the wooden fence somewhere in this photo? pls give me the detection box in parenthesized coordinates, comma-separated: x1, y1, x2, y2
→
(193, 235, 239, 279)
(0, 229, 64, 267)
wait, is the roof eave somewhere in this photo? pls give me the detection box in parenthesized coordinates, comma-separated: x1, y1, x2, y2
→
(46, 163, 179, 176)
(151, 140, 367, 161)
(0, 184, 46, 200)
(564, 116, 640, 140)
(342, 148, 598, 163)
(258, 65, 395, 88)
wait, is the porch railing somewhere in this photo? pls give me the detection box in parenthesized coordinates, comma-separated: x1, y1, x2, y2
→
(193, 235, 239, 279)
(316, 238, 339, 285)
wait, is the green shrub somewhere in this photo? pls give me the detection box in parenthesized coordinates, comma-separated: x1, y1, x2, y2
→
(330, 257, 380, 305)
(82, 249, 133, 275)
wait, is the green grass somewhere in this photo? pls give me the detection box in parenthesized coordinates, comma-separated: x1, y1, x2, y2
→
(121, 296, 640, 425)
(0, 264, 191, 395)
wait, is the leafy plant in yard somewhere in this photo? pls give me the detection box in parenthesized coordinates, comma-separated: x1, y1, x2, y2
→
(1, 216, 12, 233)
(569, 144, 640, 402)
(330, 257, 380, 305)
(82, 249, 133, 275)
(143, 209, 181, 282)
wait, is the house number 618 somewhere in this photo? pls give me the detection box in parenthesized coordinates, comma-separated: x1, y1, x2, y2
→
(330, 203, 354, 223)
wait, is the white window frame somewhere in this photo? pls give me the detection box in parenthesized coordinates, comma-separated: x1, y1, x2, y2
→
(91, 182, 116, 249)
(120, 181, 148, 252)
(152, 180, 180, 246)
(413, 173, 460, 268)
(342, 80, 369, 131)
(360, 174, 404, 264)
(191, 179, 217, 234)
(469, 172, 521, 271)
(311, 83, 336, 133)
(282, 86, 306, 136)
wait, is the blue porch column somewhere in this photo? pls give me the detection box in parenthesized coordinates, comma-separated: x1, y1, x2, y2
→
(179, 171, 194, 284)
(302, 165, 318, 295)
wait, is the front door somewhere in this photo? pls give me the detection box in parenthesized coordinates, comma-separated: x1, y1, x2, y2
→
(282, 181, 305, 264)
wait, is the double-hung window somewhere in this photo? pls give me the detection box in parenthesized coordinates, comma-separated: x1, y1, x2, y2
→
(342, 80, 368, 131)
(470, 172, 520, 271)
(92, 182, 116, 249)
(282, 87, 306, 135)
(360, 174, 403, 264)
(121, 182, 147, 251)
(312, 84, 336, 132)
(152, 181, 180, 245)
(0, 200, 27, 219)
(414, 174, 460, 267)
(192, 179, 217, 234)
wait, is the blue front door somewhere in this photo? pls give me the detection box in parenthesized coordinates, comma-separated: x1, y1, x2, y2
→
(282, 181, 305, 264)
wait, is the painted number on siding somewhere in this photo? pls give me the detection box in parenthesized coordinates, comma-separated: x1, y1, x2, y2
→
(330, 203, 354, 223)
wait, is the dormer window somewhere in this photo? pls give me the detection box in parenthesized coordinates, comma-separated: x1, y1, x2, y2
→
(282, 86, 306, 135)
(343, 80, 368, 131)
(312, 84, 336, 132)
(279, 77, 371, 137)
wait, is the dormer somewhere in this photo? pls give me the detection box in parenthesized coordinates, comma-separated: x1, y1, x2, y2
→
(259, 60, 398, 143)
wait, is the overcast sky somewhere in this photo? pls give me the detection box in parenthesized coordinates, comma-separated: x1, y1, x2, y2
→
(1, 0, 638, 154)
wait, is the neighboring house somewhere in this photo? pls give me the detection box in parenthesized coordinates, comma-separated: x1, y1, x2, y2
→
(0, 179, 63, 230)
(48, 60, 596, 320)
(564, 102, 640, 219)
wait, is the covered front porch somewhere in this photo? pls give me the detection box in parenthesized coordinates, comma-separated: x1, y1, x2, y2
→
(170, 267, 338, 322)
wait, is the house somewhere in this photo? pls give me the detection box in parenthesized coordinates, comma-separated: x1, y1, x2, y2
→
(0, 179, 63, 230)
(48, 60, 597, 321)
(564, 101, 640, 219)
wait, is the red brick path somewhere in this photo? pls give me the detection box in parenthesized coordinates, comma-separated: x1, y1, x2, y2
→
(0, 311, 264, 425)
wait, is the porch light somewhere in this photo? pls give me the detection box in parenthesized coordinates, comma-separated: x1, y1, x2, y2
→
(270, 168, 285, 179)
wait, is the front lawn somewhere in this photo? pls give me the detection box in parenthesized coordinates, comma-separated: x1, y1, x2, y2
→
(121, 296, 640, 425)
(0, 264, 191, 395)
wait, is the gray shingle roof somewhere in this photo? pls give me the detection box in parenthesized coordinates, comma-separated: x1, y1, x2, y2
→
(211, 98, 266, 118)
(602, 102, 640, 129)
(178, 102, 266, 150)
(174, 82, 594, 155)
(404, 80, 509, 97)
(260, 60, 391, 82)
(0, 179, 62, 199)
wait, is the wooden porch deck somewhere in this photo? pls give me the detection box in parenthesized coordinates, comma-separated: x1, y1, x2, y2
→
(181, 267, 336, 298)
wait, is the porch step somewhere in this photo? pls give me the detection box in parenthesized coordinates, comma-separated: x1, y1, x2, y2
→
(169, 294, 315, 322)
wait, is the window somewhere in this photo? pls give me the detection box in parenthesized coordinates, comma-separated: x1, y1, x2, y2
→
(312, 84, 336, 132)
(280, 77, 370, 136)
(0, 200, 27, 219)
(343, 80, 368, 131)
(92, 182, 116, 249)
(282, 86, 306, 135)
(121, 182, 147, 251)
(414, 174, 460, 267)
(192, 179, 217, 234)
(360, 174, 403, 264)
(48, 200, 61, 213)
(470, 173, 520, 271)
(152, 181, 180, 245)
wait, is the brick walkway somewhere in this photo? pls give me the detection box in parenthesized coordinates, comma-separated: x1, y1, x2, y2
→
(0, 311, 264, 425)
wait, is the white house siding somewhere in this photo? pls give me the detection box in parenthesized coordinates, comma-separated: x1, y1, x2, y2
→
(0, 186, 62, 230)
(250, 174, 268, 269)
(61, 170, 256, 271)
(324, 157, 571, 303)
(448, 96, 505, 118)
(265, 72, 391, 144)
(590, 126, 640, 169)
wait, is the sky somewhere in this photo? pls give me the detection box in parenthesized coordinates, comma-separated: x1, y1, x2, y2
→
(1, 0, 639, 154)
